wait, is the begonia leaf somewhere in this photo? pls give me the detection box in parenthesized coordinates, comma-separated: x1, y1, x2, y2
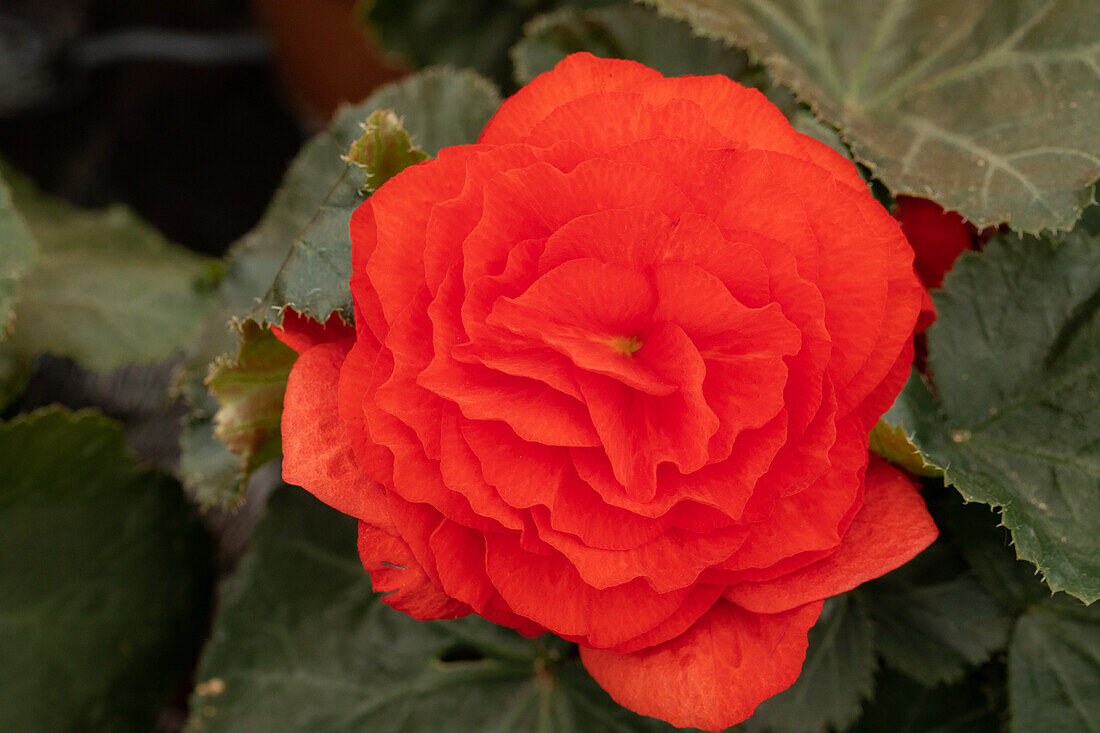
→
(944, 500, 1051, 615)
(367, 67, 504, 158)
(204, 322, 296, 495)
(1009, 598, 1100, 733)
(0, 169, 36, 338)
(848, 669, 998, 733)
(361, 0, 595, 87)
(178, 67, 501, 507)
(344, 109, 429, 194)
(744, 594, 876, 733)
(178, 411, 242, 508)
(0, 347, 31, 412)
(2, 168, 218, 371)
(864, 541, 1011, 686)
(0, 408, 214, 732)
(188, 487, 681, 732)
(251, 68, 499, 328)
(511, 4, 757, 86)
(893, 230, 1100, 603)
(869, 415, 943, 479)
(645, 0, 1100, 232)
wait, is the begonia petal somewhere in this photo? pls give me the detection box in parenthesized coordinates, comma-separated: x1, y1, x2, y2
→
(724, 457, 938, 613)
(580, 599, 824, 731)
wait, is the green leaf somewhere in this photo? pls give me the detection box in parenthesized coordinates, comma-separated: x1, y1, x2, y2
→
(745, 594, 876, 733)
(364, 66, 504, 158)
(848, 669, 999, 733)
(0, 408, 214, 732)
(188, 486, 680, 732)
(511, 4, 757, 85)
(869, 414, 943, 478)
(644, 0, 1100, 232)
(0, 169, 37, 337)
(864, 542, 1012, 686)
(344, 109, 429, 194)
(2, 169, 218, 371)
(898, 230, 1100, 603)
(789, 109, 852, 161)
(177, 68, 500, 507)
(250, 67, 501, 328)
(0, 346, 32, 413)
(205, 322, 296, 493)
(945, 500, 1051, 615)
(178, 412, 243, 508)
(875, 368, 945, 475)
(362, 0, 576, 87)
(1009, 599, 1100, 733)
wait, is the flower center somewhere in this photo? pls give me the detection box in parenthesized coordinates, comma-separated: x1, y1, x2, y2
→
(608, 335, 643, 355)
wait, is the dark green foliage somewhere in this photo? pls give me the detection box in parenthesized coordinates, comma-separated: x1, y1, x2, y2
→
(0, 408, 214, 732)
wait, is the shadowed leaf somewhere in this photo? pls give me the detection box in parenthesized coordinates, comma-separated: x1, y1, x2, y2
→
(205, 322, 297, 499)
(188, 487, 682, 732)
(0, 408, 214, 732)
(892, 230, 1100, 603)
(178, 67, 500, 507)
(1009, 599, 1100, 732)
(745, 594, 876, 733)
(0, 169, 36, 338)
(3, 168, 217, 371)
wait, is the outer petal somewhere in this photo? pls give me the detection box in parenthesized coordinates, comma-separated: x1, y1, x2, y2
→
(282, 338, 468, 621)
(580, 599, 824, 732)
(724, 457, 938, 613)
(482, 52, 865, 189)
(272, 310, 355, 354)
(483, 532, 695, 649)
(358, 522, 470, 620)
(281, 339, 391, 529)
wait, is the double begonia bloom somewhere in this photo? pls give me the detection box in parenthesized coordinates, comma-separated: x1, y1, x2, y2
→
(277, 53, 938, 731)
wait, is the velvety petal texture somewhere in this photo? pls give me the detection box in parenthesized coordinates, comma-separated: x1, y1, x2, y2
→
(279, 53, 936, 731)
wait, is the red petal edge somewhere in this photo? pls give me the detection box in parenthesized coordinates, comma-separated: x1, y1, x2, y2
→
(271, 310, 355, 354)
(580, 599, 824, 731)
(724, 456, 938, 613)
(358, 522, 471, 620)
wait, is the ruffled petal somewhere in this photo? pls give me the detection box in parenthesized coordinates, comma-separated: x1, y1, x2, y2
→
(525, 92, 733, 152)
(461, 158, 692, 284)
(530, 506, 746, 592)
(580, 599, 824, 732)
(358, 522, 470, 620)
(724, 456, 938, 613)
(363, 146, 477, 324)
(483, 532, 695, 649)
(420, 263, 600, 446)
(483, 53, 865, 190)
(281, 339, 391, 529)
(575, 322, 717, 501)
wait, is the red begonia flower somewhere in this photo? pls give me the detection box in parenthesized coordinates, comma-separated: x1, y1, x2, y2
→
(894, 195, 977, 290)
(277, 53, 938, 731)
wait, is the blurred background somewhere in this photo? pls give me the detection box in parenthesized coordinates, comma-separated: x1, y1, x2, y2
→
(0, 0, 612, 256)
(0, 0, 406, 257)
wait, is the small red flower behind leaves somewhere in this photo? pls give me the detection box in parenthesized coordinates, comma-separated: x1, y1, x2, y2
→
(277, 54, 938, 731)
(894, 195, 978, 290)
